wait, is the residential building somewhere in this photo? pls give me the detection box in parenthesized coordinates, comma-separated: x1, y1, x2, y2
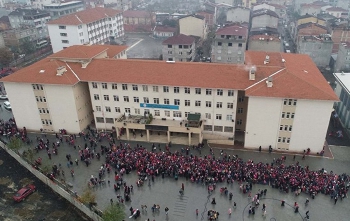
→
(8, 9, 51, 39)
(333, 72, 350, 136)
(153, 26, 177, 38)
(248, 35, 281, 52)
(324, 7, 348, 18)
(297, 34, 333, 67)
(211, 24, 248, 64)
(2, 26, 38, 49)
(299, 1, 329, 16)
(226, 6, 250, 24)
(47, 7, 124, 53)
(196, 11, 215, 28)
(331, 21, 350, 53)
(105, 0, 132, 11)
(294, 0, 318, 12)
(250, 27, 279, 36)
(295, 22, 328, 44)
(251, 9, 279, 30)
(123, 10, 155, 32)
(162, 34, 195, 62)
(215, 0, 235, 6)
(334, 42, 350, 72)
(0, 16, 11, 31)
(297, 14, 327, 26)
(179, 15, 208, 39)
(241, 0, 257, 8)
(0, 46, 337, 152)
(44, 1, 85, 20)
(31, 0, 53, 10)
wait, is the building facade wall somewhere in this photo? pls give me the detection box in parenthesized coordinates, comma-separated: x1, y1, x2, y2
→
(48, 25, 81, 53)
(334, 78, 350, 131)
(226, 8, 250, 23)
(248, 39, 281, 52)
(179, 16, 206, 39)
(298, 40, 333, 67)
(251, 14, 278, 29)
(162, 42, 195, 62)
(331, 28, 350, 53)
(212, 35, 246, 64)
(335, 44, 350, 72)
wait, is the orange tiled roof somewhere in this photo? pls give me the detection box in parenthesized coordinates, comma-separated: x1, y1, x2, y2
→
(49, 45, 128, 59)
(47, 7, 122, 25)
(1, 46, 338, 101)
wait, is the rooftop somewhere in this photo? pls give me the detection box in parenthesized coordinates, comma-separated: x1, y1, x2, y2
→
(123, 10, 153, 18)
(334, 72, 350, 93)
(44, 0, 82, 7)
(216, 25, 248, 36)
(340, 42, 350, 49)
(298, 14, 325, 21)
(1, 46, 338, 101)
(179, 14, 205, 20)
(154, 25, 177, 33)
(162, 34, 195, 45)
(47, 7, 122, 25)
(326, 7, 348, 12)
(249, 35, 280, 42)
(252, 9, 279, 18)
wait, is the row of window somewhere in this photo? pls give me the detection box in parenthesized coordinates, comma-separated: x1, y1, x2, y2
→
(283, 99, 297, 106)
(32, 84, 43, 90)
(278, 137, 290, 144)
(279, 125, 292, 132)
(41, 119, 52, 126)
(39, 108, 50, 114)
(167, 44, 191, 49)
(35, 96, 46, 102)
(217, 42, 243, 47)
(281, 112, 295, 119)
(91, 82, 235, 96)
(204, 125, 234, 132)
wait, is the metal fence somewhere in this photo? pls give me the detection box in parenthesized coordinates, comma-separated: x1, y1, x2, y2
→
(0, 140, 103, 221)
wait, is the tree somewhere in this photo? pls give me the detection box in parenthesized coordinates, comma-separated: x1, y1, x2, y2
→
(162, 19, 177, 27)
(102, 203, 126, 221)
(0, 47, 13, 67)
(7, 137, 22, 154)
(20, 39, 36, 55)
(79, 187, 96, 207)
(23, 148, 35, 163)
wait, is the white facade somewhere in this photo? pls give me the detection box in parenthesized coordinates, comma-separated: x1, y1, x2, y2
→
(226, 7, 251, 23)
(251, 14, 279, 29)
(253, 3, 276, 12)
(48, 13, 124, 53)
(88, 82, 238, 137)
(32, 0, 53, 10)
(179, 16, 208, 39)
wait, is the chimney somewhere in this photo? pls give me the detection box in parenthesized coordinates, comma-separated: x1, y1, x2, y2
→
(56, 66, 67, 76)
(249, 66, 256, 80)
(264, 55, 270, 64)
(266, 76, 273, 87)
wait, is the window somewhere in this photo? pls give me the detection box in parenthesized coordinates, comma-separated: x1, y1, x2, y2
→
(96, 106, 101, 111)
(168, 45, 172, 48)
(174, 87, 180, 93)
(94, 94, 100, 100)
(224, 126, 233, 132)
(287, 138, 290, 144)
(206, 101, 211, 107)
(278, 137, 281, 143)
(236, 119, 243, 125)
(153, 86, 158, 92)
(238, 43, 242, 47)
(216, 102, 222, 108)
(185, 87, 190, 94)
(228, 90, 234, 96)
(289, 125, 293, 132)
(124, 96, 129, 102)
(142, 85, 148, 91)
(112, 84, 117, 89)
(228, 42, 232, 46)
(102, 83, 107, 89)
(91, 82, 98, 88)
(204, 125, 212, 131)
(106, 118, 114, 123)
(96, 117, 104, 123)
(113, 95, 119, 101)
(164, 99, 169, 104)
(291, 113, 295, 118)
(104, 95, 109, 101)
(217, 89, 223, 96)
(216, 114, 222, 120)
(135, 108, 140, 114)
(238, 107, 243, 113)
(132, 84, 138, 91)
(284, 125, 288, 131)
(206, 89, 212, 95)
(125, 108, 130, 113)
(154, 110, 160, 116)
(173, 111, 182, 117)
(205, 113, 211, 119)
(154, 98, 159, 104)
(227, 103, 233, 109)
(195, 100, 201, 107)
(105, 106, 111, 112)
(43, 97, 46, 102)
(59, 25, 66, 29)
(38, 108, 42, 113)
(174, 99, 180, 105)
(60, 33, 67, 36)
(62, 40, 69, 43)
(122, 84, 128, 90)
(214, 126, 223, 132)
(293, 100, 297, 106)
(286, 112, 290, 119)
(134, 97, 139, 103)
(185, 100, 190, 106)
(280, 125, 283, 131)
(115, 107, 120, 113)
(218, 42, 222, 46)
(185, 112, 189, 117)
(283, 99, 288, 105)
(288, 99, 292, 105)
(165, 110, 170, 117)
(226, 115, 232, 121)
(195, 88, 201, 94)
(144, 97, 149, 103)
(163, 86, 169, 92)
(282, 112, 285, 118)
(238, 97, 244, 102)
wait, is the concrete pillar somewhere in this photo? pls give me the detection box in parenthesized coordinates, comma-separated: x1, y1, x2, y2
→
(146, 130, 150, 142)
(167, 131, 170, 143)
(188, 132, 191, 145)
(199, 132, 203, 144)
(126, 128, 130, 140)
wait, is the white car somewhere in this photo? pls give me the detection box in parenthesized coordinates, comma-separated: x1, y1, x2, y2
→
(3, 101, 11, 110)
(0, 94, 8, 100)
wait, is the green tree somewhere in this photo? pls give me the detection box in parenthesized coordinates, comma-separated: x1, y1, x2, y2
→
(23, 148, 35, 163)
(162, 19, 177, 27)
(7, 137, 22, 154)
(102, 203, 126, 221)
(0, 47, 13, 67)
(20, 39, 36, 55)
(79, 187, 96, 207)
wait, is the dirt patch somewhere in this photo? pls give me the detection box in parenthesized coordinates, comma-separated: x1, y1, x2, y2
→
(28, 192, 42, 201)
(19, 178, 34, 186)
(0, 177, 11, 185)
(14, 208, 35, 219)
(49, 210, 67, 218)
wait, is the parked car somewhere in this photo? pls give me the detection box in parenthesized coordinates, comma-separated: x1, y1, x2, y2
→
(3, 101, 11, 110)
(13, 184, 36, 202)
(0, 94, 8, 100)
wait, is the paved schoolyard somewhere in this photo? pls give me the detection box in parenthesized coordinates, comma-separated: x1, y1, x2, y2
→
(124, 33, 164, 59)
(13, 134, 350, 221)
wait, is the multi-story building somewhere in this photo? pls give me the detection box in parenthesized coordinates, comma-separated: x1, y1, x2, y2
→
(226, 6, 250, 24)
(330, 21, 350, 53)
(299, 1, 328, 16)
(8, 9, 51, 40)
(31, 0, 53, 10)
(44, 1, 85, 20)
(162, 34, 195, 62)
(47, 7, 124, 53)
(324, 6, 348, 18)
(248, 35, 281, 52)
(153, 26, 177, 38)
(294, 22, 328, 44)
(196, 11, 215, 28)
(179, 15, 208, 39)
(297, 34, 333, 67)
(211, 24, 248, 64)
(105, 0, 132, 11)
(1, 45, 337, 152)
(334, 42, 350, 72)
(334, 72, 350, 136)
(251, 9, 279, 30)
(123, 10, 155, 32)
(2, 26, 38, 49)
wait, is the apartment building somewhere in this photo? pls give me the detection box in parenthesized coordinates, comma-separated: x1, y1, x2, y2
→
(162, 34, 195, 62)
(2, 26, 38, 48)
(179, 15, 208, 39)
(226, 6, 250, 24)
(334, 72, 350, 136)
(334, 42, 350, 72)
(47, 7, 124, 53)
(31, 0, 54, 10)
(251, 9, 279, 30)
(248, 35, 281, 52)
(43, 1, 85, 20)
(1, 45, 337, 152)
(211, 24, 248, 64)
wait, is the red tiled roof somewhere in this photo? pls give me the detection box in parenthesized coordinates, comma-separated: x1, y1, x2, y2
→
(216, 25, 248, 36)
(1, 46, 338, 101)
(123, 10, 152, 18)
(47, 7, 122, 25)
(154, 26, 177, 33)
(162, 34, 195, 45)
(49, 45, 127, 59)
(326, 7, 347, 12)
